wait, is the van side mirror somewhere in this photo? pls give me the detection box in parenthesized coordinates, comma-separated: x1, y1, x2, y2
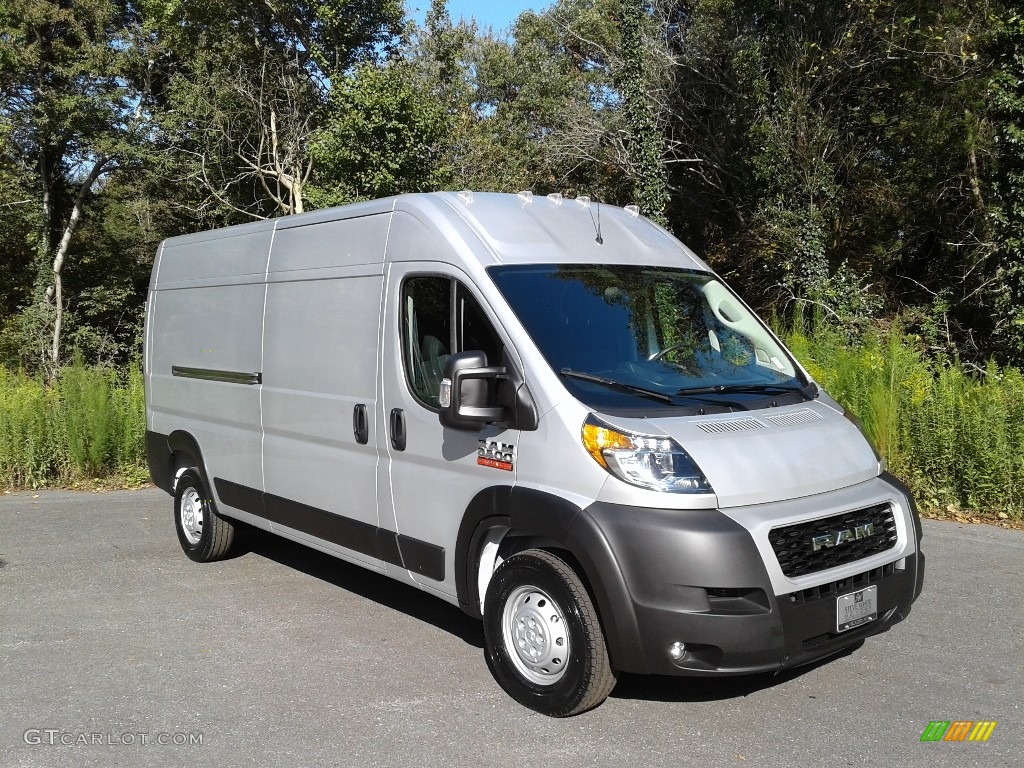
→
(439, 351, 506, 430)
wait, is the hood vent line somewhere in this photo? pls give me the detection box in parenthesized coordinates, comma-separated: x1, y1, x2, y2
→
(764, 409, 822, 428)
(695, 418, 765, 434)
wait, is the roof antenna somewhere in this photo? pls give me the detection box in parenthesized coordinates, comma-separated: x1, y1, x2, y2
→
(590, 201, 603, 245)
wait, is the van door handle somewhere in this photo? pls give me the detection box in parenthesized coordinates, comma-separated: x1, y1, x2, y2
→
(389, 408, 406, 451)
(353, 404, 368, 445)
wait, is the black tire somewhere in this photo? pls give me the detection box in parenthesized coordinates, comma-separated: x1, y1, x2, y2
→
(173, 470, 236, 562)
(483, 549, 616, 716)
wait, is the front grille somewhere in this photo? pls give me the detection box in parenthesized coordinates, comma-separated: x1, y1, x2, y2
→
(788, 561, 900, 604)
(770, 502, 897, 578)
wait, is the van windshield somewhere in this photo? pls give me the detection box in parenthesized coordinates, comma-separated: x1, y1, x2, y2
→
(489, 264, 810, 411)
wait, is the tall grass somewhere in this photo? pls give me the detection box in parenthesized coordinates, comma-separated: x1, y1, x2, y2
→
(0, 362, 146, 488)
(787, 323, 1024, 519)
(0, 339, 1021, 520)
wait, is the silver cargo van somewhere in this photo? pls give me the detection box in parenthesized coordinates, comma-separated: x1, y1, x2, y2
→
(145, 191, 924, 716)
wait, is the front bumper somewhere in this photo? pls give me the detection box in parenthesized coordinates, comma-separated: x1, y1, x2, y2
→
(574, 481, 924, 676)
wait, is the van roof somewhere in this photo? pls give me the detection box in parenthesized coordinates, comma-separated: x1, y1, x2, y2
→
(403, 191, 710, 271)
(154, 192, 711, 286)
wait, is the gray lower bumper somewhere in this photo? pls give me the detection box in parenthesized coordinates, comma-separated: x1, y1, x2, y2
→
(574, 497, 924, 677)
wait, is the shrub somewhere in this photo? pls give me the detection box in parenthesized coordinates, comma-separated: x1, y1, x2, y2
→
(0, 361, 146, 488)
(788, 323, 1023, 520)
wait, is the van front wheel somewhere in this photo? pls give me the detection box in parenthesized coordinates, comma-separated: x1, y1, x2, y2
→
(173, 470, 236, 562)
(483, 549, 616, 716)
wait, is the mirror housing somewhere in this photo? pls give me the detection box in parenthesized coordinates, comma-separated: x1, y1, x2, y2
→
(439, 351, 506, 430)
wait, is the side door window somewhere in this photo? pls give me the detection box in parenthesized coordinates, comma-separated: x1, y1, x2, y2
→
(402, 277, 503, 408)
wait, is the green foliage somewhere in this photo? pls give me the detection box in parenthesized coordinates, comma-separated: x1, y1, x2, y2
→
(0, 302, 54, 372)
(61, 359, 114, 476)
(987, 7, 1024, 358)
(0, 362, 147, 488)
(0, 0, 156, 369)
(788, 322, 1024, 519)
(664, 0, 1016, 363)
(618, 0, 669, 222)
(0, 367, 68, 487)
(145, 0, 405, 219)
(308, 61, 452, 205)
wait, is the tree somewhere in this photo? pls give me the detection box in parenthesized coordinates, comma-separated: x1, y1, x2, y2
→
(653, 0, 1017, 358)
(307, 60, 452, 205)
(987, 5, 1024, 361)
(143, 0, 404, 220)
(0, 0, 151, 370)
(617, 1, 670, 222)
(464, 0, 635, 199)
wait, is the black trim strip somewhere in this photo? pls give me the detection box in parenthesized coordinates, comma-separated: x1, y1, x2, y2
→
(213, 478, 445, 581)
(171, 366, 262, 385)
(216, 476, 266, 518)
(146, 430, 173, 494)
(397, 535, 445, 580)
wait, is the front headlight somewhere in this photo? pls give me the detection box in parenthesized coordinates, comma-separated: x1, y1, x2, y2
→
(581, 414, 713, 494)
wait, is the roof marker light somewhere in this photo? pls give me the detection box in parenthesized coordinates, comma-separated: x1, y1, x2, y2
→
(625, 204, 640, 217)
(458, 190, 473, 205)
(547, 192, 563, 205)
(517, 190, 533, 204)
(576, 196, 591, 208)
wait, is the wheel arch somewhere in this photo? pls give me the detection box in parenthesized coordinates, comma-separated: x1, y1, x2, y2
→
(166, 430, 210, 495)
(455, 486, 644, 673)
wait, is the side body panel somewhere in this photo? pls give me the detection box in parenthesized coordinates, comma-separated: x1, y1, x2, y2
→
(260, 214, 390, 568)
(146, 224, 273, 514)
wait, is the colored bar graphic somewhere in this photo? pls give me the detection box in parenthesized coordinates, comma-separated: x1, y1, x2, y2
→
(944, 721, 973, 741)
(920, 722, 950, 742)
(968, 722, 997, 742)
(920, 720, 997, 742)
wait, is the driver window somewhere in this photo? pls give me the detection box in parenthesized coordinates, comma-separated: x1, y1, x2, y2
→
(457, 283, 503, 368)
(402, 277, 504, 409)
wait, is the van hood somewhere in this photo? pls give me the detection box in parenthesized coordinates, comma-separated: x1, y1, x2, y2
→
(638, 402, 880, 508)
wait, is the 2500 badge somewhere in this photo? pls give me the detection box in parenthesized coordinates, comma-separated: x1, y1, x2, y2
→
(478, 439, 515, 471)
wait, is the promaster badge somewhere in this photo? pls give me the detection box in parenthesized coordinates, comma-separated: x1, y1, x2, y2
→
(478, 439, 515, 471)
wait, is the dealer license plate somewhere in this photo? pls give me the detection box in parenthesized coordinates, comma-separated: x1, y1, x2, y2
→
(836, 586, 877, 632)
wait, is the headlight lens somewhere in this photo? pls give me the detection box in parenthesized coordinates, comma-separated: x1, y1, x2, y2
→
(582, 414, 713, 494)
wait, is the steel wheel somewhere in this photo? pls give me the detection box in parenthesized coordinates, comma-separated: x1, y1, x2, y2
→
(483, 549, 616, 716)
(173, 469, 236, 562)
(501, 585, 570, 685)
(178, 486, 204, 545)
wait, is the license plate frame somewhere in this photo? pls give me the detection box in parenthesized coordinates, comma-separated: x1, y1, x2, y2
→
(836, 585, 878, 632)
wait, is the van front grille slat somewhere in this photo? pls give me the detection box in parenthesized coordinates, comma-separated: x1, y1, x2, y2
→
(787, 561, 899, 604)
(770, 503, 897, 577)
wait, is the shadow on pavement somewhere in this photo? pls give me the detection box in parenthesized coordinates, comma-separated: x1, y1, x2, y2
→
(240, 525, 486, 649)
(235, 524, 864, 705)
(611, 640, 863, 703)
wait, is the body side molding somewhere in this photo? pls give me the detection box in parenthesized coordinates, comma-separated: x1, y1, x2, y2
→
(213, 478, 445, 581)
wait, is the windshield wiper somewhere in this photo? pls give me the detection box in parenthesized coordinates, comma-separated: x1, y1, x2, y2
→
(559, 369, 675, 404)
(676, 382, 818, 398)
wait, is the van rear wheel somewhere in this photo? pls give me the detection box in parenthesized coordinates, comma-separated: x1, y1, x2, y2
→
(483, 549, 616, 716)
(173, 470, 236, 562)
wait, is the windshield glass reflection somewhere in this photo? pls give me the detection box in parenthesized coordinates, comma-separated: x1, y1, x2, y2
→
(490, 264, 805, 410)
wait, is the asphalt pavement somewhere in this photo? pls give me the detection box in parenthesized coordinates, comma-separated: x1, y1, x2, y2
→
(1, 488, 1021, 767)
